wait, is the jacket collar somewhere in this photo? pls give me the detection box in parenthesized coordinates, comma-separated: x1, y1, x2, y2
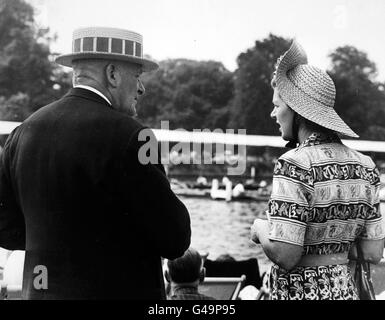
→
(74, 85, 112, 106)
(64, 87, 112, 109)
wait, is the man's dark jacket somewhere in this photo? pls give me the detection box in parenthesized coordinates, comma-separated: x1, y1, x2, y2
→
(0, 88, 191, 299)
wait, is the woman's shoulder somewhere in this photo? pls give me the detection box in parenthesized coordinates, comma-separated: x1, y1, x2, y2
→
(278, 147, 313, 170)
(288, 141, 375, 167)
(346, 147, 377, 168)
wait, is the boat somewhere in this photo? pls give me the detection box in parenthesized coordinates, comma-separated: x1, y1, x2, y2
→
(171, 178, 271, 202)
(210, 178, 233, 202)
(186, 181, 263, 191)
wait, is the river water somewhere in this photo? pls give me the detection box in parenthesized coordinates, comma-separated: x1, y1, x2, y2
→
(179, 196, 273, 275)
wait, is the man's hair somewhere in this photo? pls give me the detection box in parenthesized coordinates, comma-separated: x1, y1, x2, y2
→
(167, 248, 203, 283)
(71, 59, 141, 86)
(72, 59, 109, 86)
(216, 254, 236, 262)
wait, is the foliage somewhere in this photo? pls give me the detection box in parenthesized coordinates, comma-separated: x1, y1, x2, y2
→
(0, 1, 384, 145)
(138, 59, 234, 130)
(328, 46, 385, 140)
(229, 34, 291, 135)
(0, 93, 30, 121)
(0, 0, 71, 121)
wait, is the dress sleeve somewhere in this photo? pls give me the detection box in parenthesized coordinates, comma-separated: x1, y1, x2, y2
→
(358, 165, 385, 241)
(267, 156, 314, 246)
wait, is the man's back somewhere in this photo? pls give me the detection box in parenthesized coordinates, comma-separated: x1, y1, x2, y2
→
(0, 88, 191, 299)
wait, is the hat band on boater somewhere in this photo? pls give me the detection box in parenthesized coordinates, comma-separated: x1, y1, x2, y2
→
(73, 37, 143, 59)
(55, 27, 159, 72)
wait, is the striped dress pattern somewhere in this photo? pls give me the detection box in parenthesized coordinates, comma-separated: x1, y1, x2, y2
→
(267, 133, 384, 300)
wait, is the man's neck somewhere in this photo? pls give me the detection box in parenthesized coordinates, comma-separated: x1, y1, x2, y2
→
(170, 281, 200, 295)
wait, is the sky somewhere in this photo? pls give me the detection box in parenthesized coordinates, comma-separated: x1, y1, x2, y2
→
(28, 0, 385, 81)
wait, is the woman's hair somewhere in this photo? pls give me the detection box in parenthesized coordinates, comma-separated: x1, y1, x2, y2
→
(271, 55, 284, 89)
(295, 113, 337, 137)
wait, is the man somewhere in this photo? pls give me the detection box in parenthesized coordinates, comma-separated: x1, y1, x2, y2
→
(165, 248, 215, 300)
(0, 27, 191, 299)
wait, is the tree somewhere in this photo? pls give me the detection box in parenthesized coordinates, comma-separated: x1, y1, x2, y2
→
(229, 34, 291, 135)
(0, 93, 30, 121)
(0, 0, 71, 121)
(328, 46, 385, 140)
(138, 59, 234, 130)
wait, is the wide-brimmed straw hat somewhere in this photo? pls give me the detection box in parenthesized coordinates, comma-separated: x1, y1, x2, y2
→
(55, 27, 159, 72)
(275, 40, 359, 138)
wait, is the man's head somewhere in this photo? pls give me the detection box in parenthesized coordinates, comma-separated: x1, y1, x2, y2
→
(72, 59, 145, 116)
(55, 27, 158, 116)
(165, 248, 205, 285)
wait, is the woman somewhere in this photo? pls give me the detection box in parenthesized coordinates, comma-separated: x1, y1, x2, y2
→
(251, 41, 385, 300)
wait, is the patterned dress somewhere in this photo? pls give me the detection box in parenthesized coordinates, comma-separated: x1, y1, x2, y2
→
(266, 133, 385, 300)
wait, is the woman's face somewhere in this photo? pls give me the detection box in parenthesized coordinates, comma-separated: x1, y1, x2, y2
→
(271, 88, 295, 141)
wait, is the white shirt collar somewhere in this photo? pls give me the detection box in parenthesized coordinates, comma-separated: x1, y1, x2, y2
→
(74, 85, 112, 106)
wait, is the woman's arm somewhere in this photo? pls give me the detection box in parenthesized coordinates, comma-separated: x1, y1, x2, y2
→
(349, 239, 384, 264)
(351, 164, 385, 264)
(252, 154, 312, 271)
(251, 219, 303, 271)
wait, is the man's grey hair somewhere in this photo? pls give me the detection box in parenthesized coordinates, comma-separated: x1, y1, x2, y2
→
(72, 59, 109, 86)
(72, 59, 141, 86)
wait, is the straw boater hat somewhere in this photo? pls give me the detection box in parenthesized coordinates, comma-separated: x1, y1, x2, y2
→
(275, 40, 359, 138)
(55, 27, 159, 72)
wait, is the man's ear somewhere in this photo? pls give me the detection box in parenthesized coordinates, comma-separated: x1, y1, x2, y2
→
(199, 267, 206, 284)
(105, 63, 120, 88)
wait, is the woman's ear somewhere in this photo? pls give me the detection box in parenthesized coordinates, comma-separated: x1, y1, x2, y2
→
(294, 113, 302, 126)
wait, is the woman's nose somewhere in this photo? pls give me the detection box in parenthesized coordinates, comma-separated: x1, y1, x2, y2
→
(137, 79, 145, 96)
(270, 108, 276, 119)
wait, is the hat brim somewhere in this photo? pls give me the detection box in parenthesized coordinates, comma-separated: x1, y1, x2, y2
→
(55, 52, 159, 72)
(276, 41, 359, 138)
(279, 78, 359, 138)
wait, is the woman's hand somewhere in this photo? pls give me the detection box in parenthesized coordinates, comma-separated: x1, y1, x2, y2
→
(251, 218, 268, 244)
